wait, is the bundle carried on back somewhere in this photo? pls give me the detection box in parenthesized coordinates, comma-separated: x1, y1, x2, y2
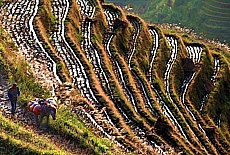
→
(46, 98, 58, 109)
(27, 98, 57, 115)
(28, 100, 42, 115)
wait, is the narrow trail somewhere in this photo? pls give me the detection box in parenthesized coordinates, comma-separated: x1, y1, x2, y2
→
(0, 72, 90, 154)
(0, 77, 33, 125)
(0, 0, 122, 152)
(0, 0, 62, 132)
(0, 0, 227, 154)
(1, 0, 61, 92)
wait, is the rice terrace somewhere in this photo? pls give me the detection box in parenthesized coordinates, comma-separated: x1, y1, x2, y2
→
(0, 0, 229, 154)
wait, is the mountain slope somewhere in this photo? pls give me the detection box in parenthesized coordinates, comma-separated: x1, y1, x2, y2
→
(0, 0, 230, 154)
(107, 0, 230, 46)
(0, 25, 124, 155)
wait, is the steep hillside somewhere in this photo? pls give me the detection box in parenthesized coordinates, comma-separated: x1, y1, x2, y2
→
(107, 0, 230, 46)
(0, 21, 124, 155)
(0, 0, 230, 154)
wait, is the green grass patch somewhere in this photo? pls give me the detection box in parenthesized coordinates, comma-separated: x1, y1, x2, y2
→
(49, 105, 116, 155)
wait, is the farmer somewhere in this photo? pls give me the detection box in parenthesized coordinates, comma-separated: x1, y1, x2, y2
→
(7, 83, 20, 115)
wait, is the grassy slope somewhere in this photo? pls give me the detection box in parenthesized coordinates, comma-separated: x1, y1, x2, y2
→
(0, 27, 121, 155)
(1, 0, 230, 154)
(0, 111, 73, 155)
(107, 0, 230, 45)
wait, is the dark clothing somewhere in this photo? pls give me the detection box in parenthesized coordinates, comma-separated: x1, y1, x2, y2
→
(8, 86, 20, 114)
(8, 87, 20, 99)
(10, 100, 17, 115)
(38, 99, 46, 105)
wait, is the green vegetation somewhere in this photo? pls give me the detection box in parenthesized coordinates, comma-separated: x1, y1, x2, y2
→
(0, 29, 50, 106)
(0, 27, 119, 155)
(1, 0, 230, 154)
(50, 106, 116, 155)
(107, 0, 230, 45)
(0, 112, 68, 155)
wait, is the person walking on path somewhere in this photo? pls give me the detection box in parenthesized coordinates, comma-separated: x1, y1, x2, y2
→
(7, 83, 20, 115)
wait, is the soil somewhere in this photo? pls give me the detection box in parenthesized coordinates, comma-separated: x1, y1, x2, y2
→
(0, 72, 90, 154)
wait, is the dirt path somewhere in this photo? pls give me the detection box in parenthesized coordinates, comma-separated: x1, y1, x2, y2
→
(0, 71, 89, 154)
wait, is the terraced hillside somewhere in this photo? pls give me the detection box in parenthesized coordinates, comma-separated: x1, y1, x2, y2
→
(0, 0, 230, 154)
(107, 0, 230, 45)
(202, 0, 230, 44)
